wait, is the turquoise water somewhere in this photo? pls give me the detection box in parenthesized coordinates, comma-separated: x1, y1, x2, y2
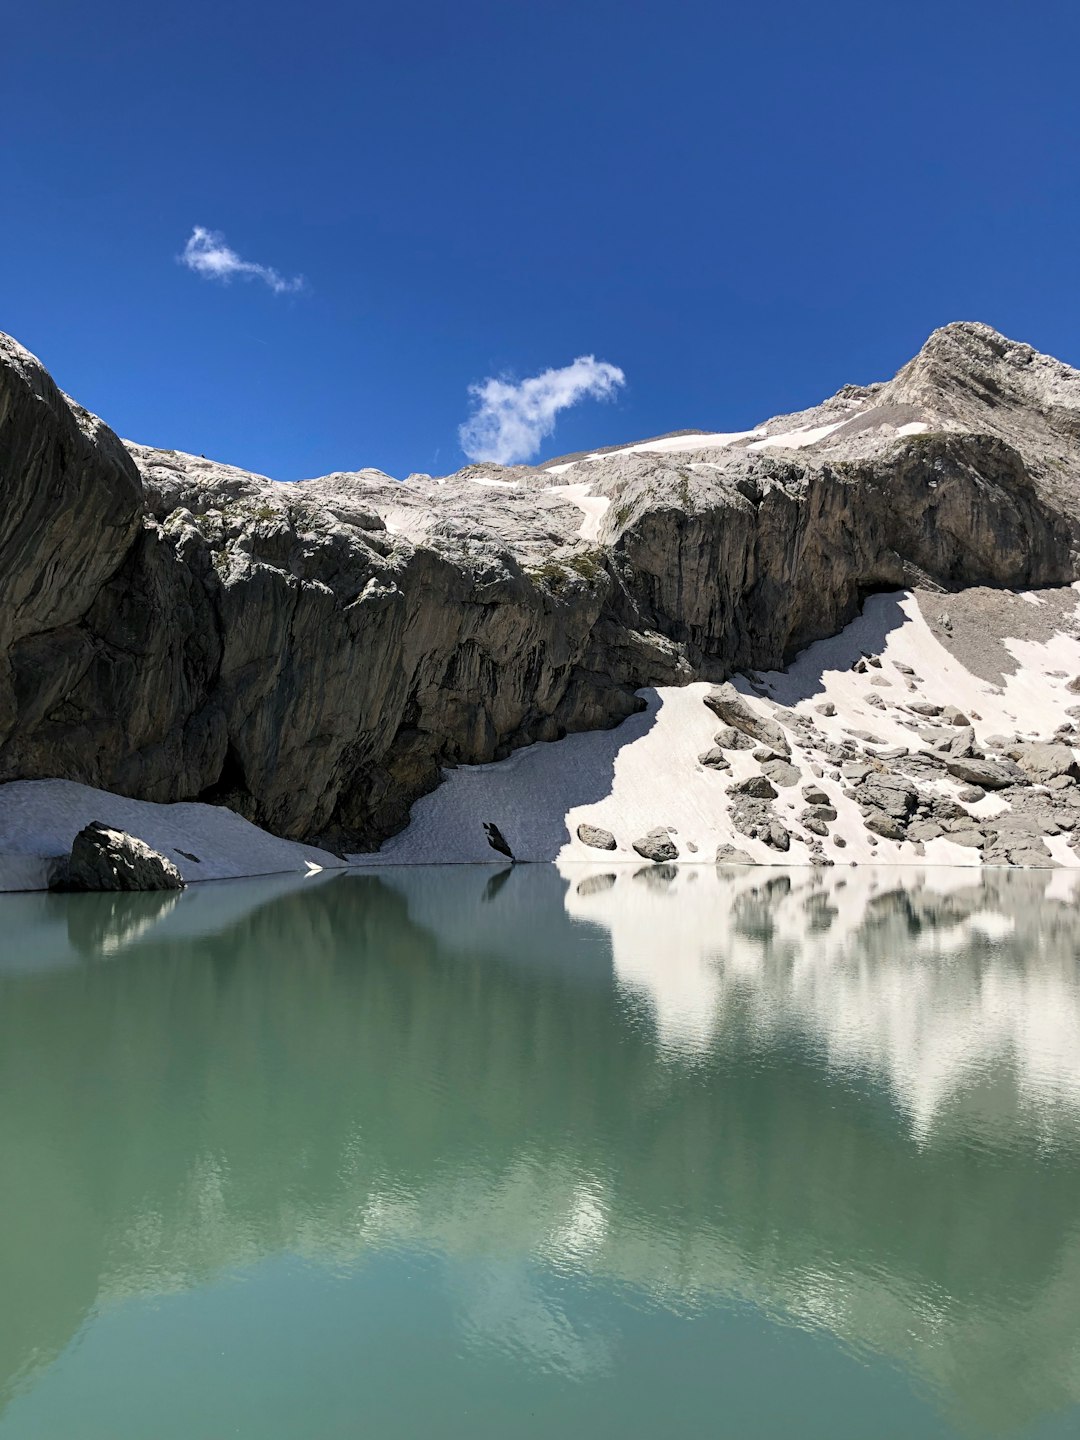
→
(3, 863, 1080, 1438)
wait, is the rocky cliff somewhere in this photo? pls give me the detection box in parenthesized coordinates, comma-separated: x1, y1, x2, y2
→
(1, 323, 1078, 850)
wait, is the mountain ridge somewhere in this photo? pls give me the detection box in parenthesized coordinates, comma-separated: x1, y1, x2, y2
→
(1, 322, 1078, 853)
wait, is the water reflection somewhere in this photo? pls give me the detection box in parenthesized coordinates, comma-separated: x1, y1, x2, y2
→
(2, 865, 1080, 1435)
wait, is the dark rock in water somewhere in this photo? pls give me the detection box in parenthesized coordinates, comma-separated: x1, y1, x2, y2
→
(51, 822, 185, 891)
(576, 823, 617, 851)
(632, 828, 679, 862)
(483, 822, 514, 860)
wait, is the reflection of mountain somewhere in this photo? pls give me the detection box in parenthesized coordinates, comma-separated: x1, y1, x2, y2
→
(2, 868, 1080, 1432)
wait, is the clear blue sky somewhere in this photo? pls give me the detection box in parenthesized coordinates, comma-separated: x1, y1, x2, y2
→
(5, 0, 1079, 479)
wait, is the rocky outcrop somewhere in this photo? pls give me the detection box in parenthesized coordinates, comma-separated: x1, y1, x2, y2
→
(2, 321, 1080, 851)
(51, 822, 185, 891)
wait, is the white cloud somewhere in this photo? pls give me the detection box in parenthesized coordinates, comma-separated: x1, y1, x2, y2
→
(179, 226, 305, 295)
(459, 355, 626, 465)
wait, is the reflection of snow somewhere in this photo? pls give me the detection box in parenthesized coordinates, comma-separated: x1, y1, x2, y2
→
(565, 864, 1080, 1138)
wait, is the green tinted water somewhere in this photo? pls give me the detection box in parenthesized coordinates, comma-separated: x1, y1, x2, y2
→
(2, 864, 1080, 1439)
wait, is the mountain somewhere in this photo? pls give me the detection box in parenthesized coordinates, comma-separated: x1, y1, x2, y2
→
(1, 322, 1079, 864)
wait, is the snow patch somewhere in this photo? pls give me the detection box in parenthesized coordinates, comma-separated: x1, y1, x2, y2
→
(0, 780, 345, 893)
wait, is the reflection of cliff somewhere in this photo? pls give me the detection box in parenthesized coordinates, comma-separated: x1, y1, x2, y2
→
(3, 869, 1080, 1431)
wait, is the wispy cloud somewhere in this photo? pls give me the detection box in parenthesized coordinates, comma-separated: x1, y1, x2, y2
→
(459, 355, 626, 465)
(179, 226, 305, 295)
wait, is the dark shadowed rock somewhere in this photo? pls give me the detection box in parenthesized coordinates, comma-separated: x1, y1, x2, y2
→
(483, 822, 514, 860)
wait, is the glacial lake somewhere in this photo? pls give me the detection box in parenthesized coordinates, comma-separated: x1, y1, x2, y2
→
(3, 863, 1080, 1439)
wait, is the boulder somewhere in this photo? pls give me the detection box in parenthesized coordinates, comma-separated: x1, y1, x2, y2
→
(704, 685, 791, 756)
(944, 756, 1025, 790)
(730, 775, 778, 800)
(576, 823, 617, 851)
(52, 822, 185, 892)
(761, 758, 801, 788)
(697, 747, 731, 770)
(712, 726, 756, 751)
(632, 828, 679, 862)
(715, 844, 756, 865)
(1006, 742, 1080, 784)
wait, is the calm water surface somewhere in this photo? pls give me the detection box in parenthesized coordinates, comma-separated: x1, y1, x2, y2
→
(3, 863, 1080, 1439)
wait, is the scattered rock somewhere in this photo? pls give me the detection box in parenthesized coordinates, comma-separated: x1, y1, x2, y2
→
(842, 762, 873, 782)
(864, 811, 906, 841)
(761, 758, 801, 788)
(730, 775, 778, 800)
(715, 845, 756, 865)
(802, 784, 831, 805)
(865, 694, 887, 710)
(577, 823, 617, 851)
(712, 726, 757, 751)
(942, 705, 971, 726)
(957, 786, 986, 803)
(704, 684, 791, 756)
(815, 701, 837, 717)
(698, 747, 731, 770)
(906, 818, 945, 842)
(893, 662, 916, 676)
(1006, 742, 1080, 784)
(944, 756, 1025, 789)
(51, 823, 185, 892)
(632, 828, 679, 862)
(908, 702, 944, 717)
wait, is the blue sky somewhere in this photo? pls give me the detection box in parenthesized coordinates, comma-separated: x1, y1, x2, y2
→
(5, 0, 1079, 480)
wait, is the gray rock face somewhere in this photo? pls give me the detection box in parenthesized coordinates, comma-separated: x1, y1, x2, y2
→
(52, 822, 185, 891)
(576, 823, 617, 851)
(632, 828, 679, 862)
(3, 320, 1080, 850)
